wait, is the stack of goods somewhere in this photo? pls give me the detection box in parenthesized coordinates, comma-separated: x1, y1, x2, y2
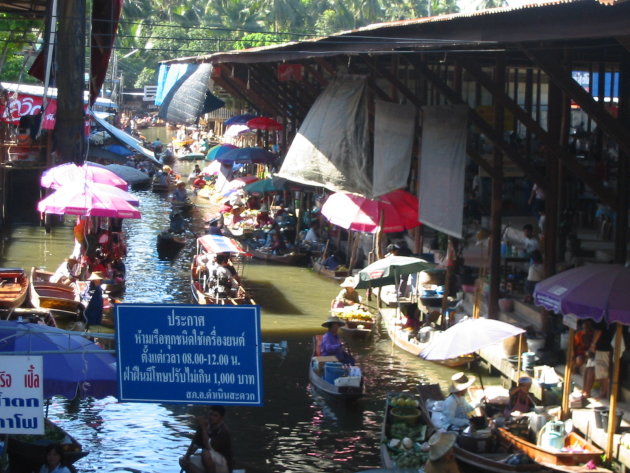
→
(384, 393, 430, 469)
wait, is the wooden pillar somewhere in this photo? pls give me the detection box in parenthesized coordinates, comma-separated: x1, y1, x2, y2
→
(488, 55, 505, 319)
(615, 57, 630, 264)
(560, 327, 575, 420)
(56, 0, 86, 165)
(546, 65, 563, 278)
(606, 324, 623, 459)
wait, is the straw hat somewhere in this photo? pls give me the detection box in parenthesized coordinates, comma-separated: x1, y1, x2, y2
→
(449, 372, 476, 393)
(339, 276, 356, 288)
(163, 165, 172, 172)
(88, 271, 106, 281)
(321, 316, 346, 328)
(428, 431, 457, 461)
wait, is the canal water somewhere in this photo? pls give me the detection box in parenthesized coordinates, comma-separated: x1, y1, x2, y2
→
(1, 141, 490, 473)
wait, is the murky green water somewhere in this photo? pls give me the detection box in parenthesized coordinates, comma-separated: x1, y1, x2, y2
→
(0, 135, 489, 473)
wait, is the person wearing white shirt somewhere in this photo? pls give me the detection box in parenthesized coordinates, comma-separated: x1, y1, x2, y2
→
(442, 372, 483, 430)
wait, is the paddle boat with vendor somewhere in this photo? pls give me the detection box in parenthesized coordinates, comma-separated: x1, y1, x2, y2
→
(190, 234, 254, 305)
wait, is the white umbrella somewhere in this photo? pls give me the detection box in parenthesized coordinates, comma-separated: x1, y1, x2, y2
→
(420, 317, 525, 361)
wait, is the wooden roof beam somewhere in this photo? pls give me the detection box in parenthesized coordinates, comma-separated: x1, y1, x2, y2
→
(524, 47, 630, 159)
(253, 64, 312, 118)
(213, 75, 262, 113)
(218, 65, 282, 116)
(406, 56, 545, 186)
(458, 57, 617, 207)
(247, 65, 295, 118)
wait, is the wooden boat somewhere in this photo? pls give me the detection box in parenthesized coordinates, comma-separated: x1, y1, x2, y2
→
(172, 199, 194, 213)
(497, 426, 603, 469)
(0, 268, 28, 309)
(380, 391, 431, 470)
(7, 418, 88, 473)
(157, 230, 186, 257)
(3, 307, 57, 326)
(311, 257, 349, 281)
(331, 306, 377, 338)
(416, 383, 545, 473)
(151, 173, 175, 193)
(380, 307, 473, 368)
(29, 267, 81, 314)
(243, 240, 308, 266)
(190, 234, 255, 305)
(308, 335, 363, 401)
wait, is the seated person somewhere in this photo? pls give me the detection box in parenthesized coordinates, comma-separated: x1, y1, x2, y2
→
(50, 257, 80, 284)
(172, 181, 189, 203)
(269, 232, 287, 255)
(320, 316, 355, 365)
(256, 205, 274, 228)
(169, 211, 186, 234)
(333, 276, 361, 308)
(192, 176, 206, 190)
(505, 376, 535, 415)
(573, 319, 594, 371)
(322, 252, 342, 270)
(179, 406, 233, 473)
(442, 372, 484, 431)
(207, 253, 237, 297)
(303, 221, 321, 245)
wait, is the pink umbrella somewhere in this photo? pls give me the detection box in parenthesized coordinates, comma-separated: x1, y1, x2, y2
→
(246, 117, 283, 131)
(37, 183, 141, 219)
(321, 189, 420, 233)
(41, 163, 129, 190)
(202, 160, 222, 176)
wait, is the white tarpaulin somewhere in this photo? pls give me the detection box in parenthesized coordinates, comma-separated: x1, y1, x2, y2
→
(278, 76, 371, 196)
(373, 100, 416, 197)
(418, 105, 467, 238)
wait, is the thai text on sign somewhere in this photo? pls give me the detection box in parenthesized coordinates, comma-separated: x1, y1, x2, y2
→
(0, 355, 44, 434)
(115, 304, 263, 405)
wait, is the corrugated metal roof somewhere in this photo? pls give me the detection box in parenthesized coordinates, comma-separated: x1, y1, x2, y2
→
(162, 0, 630, 65)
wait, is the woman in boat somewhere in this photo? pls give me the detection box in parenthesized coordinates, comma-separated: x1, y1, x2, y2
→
(424, 432, 461, 473)
(50, 257, 80, 284)
(173, 181, 189, 203)
(320, 316, 355, 365)
(505, 376, 536, 415)
(82, 272, 105, 327)
(180, 405, 233, 473)
(39, 444, 71, 473)
(441, 372, 484, 431)
(332, 276, 362, 309)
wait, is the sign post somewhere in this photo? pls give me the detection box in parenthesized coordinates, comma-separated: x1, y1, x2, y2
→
(0, 355, 44, 435)
(115, 304, 263, 405)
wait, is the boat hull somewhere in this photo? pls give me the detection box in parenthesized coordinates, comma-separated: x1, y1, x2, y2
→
(308, 336, 363, 401)
(311, 258, 349, 280)
(0, 268, 28, 309)
(29, 268, 81, 314)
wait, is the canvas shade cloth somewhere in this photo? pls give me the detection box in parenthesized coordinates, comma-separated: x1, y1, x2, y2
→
(418, 104, 467, 238)
(420, 317, 525, 361)
(0, 320, 117, 399)
(41, 162, 128, 190)
(278, 76, 371, 196)
(320, 190, 420, 233)
(197, 235, 246, 254)
(355, 256, 434, 289)
(372, 100, 415, 197)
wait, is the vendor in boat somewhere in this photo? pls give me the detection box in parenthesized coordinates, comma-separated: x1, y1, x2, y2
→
(256, 205, 274, 228)
(169, 210, 186, 234)
(424, 432, 461, 473)
(180, 405, 233, 473)
(505, 376, 536, 415)
(173, 181, 189, 203)
(39, 444, 72, 473)
(50, 257, 80, 284)
(332, 276, 362, 309)
(442, 372, 484, 431)
(82, 272, 105, 327)
(320, 315, 356, 365)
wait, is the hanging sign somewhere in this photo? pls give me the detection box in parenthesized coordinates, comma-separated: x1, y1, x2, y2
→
(0, 355, 44, 435)
(115, 304, 263, 405)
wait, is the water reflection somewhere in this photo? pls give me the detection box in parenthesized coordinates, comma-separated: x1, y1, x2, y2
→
(0, 156, 496, 473)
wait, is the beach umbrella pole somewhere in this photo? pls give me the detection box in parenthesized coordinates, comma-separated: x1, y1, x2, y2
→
(606, 323, 623, 459)
(561, 327, 575, 420)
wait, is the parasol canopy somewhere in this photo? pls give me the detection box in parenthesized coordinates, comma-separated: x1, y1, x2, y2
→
(243, 176, 287, 194)
(320, 189, 420, 233)
(224, 114, 257, 126)
(533, 264, 630, 324)
(197, 234, 246, 254)
(419, 317, 526, 361)
(0, 320, 117, 399)
(41, 163, 129, 190)
(355, 256, 434, 289)
(206, 144, 238, 161)
(246, 116, 283, 131)
(37, 183, 141, 219)
(217, 147, 277, 165)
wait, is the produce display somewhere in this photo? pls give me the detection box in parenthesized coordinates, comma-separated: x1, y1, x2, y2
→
(384, 393, 430, 469)
(332, 307, 374, 323)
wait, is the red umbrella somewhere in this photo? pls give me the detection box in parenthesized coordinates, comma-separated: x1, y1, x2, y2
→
(246, 117, 283, 131)
(321, 189, 419, 233)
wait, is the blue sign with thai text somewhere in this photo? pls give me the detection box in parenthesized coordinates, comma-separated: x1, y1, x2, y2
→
(115, 304, 263, 405)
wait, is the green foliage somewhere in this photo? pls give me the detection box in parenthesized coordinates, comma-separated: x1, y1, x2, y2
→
(234, 32, 281, 50)
(134, 67, 157, 88)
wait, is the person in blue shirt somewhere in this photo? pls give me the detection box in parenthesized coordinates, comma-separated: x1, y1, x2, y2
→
(320, 316, 355, 365)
